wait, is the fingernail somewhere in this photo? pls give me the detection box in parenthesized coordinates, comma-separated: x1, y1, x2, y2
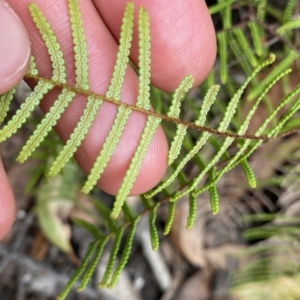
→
(0, 1, 31, 94)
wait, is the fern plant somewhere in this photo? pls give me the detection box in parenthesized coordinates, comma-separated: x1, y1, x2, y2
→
(1, 0, 300, 298)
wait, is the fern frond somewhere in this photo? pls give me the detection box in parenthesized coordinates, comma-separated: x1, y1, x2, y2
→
(240, 158, 257, 188)
(172, 54, 277, 202)
(193, 76, 300, 198)
(112, 116, 161, 219)
(277, 17, 300, 35)
(208, 168, 219, 214)
(167, 75, 194, 165)
(28, 3, 66, 83)
(196, 85, 220, 126)
(78, 237, 109, 291)
(149, 204, 159, 251)
(147, 85, 220, 198)
(0, 88, 16, 123)
(283, 0, 298, 23)
(17, 89, 76, 163)
(136, 7, 151, 110)
(186, 193, 197, 229)
(82, 106, 132, 194)
(57, 242, 98, 300)
(99, 228, 124, 288)
(257, 0, 267, 23)
(106, 3, 134, 101)
(167, 75, 195, 118)
(209, 0, 238, 15)
(72, 218, 103, 239)
(93, 200, 117, 231)
(248, 51, 298, 101)
(226, 84, 300, 178)
(217, 32, 228, 84)
(47, 95, 102, 176)
(228, 32, 252, 76)
(219, 54, 275, 131)
(248, 21, 264, 57)
(233, 28, 258, 68)
(168, 124, 188, 166)
(107, 216, 140, 288)
(0, 80, 54, 142)
(68, 0, 89, 90)
(218, 0, 232, 29)
(122, 201, 135, 221)
(164, 201, 176, 235)
(26, 55, 39, 76)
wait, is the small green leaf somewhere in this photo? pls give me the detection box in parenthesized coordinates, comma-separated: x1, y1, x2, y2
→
(217, 32, 228, 84)
(248, 51, 298, 101)
(136, 7, 151, 111)
(196, 84, 220, 127)
(167, 75, 194, 118)
(186, 193, 197, 229)
(17, 89, 76, 163)
(149, 204, 159, 251)
(72, 218, 103, 239)
(57, 242, 98, 300)
(28, 3, 66, 83)
(248, 21, 264, 57)
(108, 216, 140, 288)
(112, 116, 161, 219)
(0, 80, 53, 142)
(0, 88, 16, 123)
(99, 228, 124, 288)
(168, 124, 188, 166)
(164, 201, 176, 235)
(78, 237, 109, 291)
(106, 3, 134, 101)
(240, 159, 257, 188)
(68, 0, 90, 90)
(26, 55, 39, 76)
(82, 106, 132, 194)
(47, 95, 102, 177)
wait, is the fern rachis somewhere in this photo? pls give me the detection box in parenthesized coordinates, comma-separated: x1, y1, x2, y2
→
(1, 1, 300, 298)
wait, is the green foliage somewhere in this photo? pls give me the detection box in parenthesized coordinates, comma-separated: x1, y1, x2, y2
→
(1, 0, 300, 298)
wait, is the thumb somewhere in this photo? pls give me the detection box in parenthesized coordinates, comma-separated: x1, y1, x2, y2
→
(0, 0, 30, 94)
(0, 1, 30, 239)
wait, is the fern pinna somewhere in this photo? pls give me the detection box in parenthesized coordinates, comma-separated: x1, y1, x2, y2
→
(0, 0, 300, 298)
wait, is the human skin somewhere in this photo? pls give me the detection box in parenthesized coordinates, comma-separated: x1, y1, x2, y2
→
(0, 0, 216, 239)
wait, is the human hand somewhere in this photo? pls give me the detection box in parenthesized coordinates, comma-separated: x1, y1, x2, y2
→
(0, 0, 216, 240)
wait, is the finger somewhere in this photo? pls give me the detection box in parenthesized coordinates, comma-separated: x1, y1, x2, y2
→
(0, 0, 30, 94)
(7, 0, 168, 196)
(94, 0, 216, 92)
(0, 157, 15, 240)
